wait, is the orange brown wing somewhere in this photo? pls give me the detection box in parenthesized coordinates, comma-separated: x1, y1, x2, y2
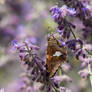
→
(46, 35, 67, 77)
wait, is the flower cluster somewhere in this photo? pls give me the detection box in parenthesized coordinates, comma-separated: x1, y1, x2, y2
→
(50, 5, 76, 40)
(50, 5, 76, 19)
(12, 40, 72, 92)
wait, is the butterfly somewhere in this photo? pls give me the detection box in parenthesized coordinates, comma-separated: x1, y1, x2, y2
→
(46, 35, 67, 77)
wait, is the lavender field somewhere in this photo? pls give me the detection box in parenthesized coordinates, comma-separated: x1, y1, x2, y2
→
(0, 0, 92, 92)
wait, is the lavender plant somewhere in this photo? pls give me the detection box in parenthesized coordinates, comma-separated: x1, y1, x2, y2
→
(13, 39, 72, 92)
(12, 0, 92, 92)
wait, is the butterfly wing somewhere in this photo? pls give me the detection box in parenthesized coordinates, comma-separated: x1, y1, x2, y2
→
(46, 36, 67, 77)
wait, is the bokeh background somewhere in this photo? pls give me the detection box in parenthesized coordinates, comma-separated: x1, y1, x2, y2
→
(0, 0, 92, 92)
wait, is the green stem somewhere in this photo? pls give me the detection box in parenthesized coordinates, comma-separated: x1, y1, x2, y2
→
(68, 25, 76, 39)
(65, 19, 77, 39)
(85, 49, 92, 55)
(49, 79, 59, 92)
(88, 63, 92, 87)
(88, 63, 92, 75)
(58, 67, 62, 76)
(88, 63, 91, 73)
(24, 42, 32, 56)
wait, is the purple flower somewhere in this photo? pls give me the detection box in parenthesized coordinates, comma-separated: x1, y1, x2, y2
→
(50, 5, 60, 15)
(78, 69, 89, 79)
(68, 7, 76, 16)
(25, 37, 37, 44)
(54, 75, 72, 83)
(61, 63, 71, 73)
(50, 5, 76, 20)
(75, 49, 82, 60)
(66, 39, 76, 50)
(0, 88, 4, 92)
(60, 5, 76, 17)
(66, 39, 83, 50)
(12, 40, 18, 48)
(56, 29, 63, 34)
(50, 5, 76, 21)
(60, 87, 66, 92)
